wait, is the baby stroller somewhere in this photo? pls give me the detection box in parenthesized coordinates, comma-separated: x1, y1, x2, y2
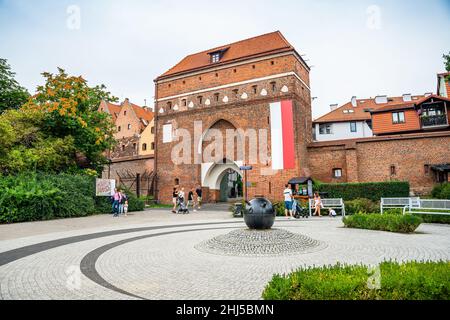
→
(177, 196, 189, 214)
(292, 199, 308, 219)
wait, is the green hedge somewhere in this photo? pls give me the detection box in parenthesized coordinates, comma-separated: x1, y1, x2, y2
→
(345, 198, 380, 214)
(316, 181, 410, 201)
(431, 183, 450, 200)
(262, 261, 450, 300)
(343, 213, 422, 233)
(0, 173, 144, 223)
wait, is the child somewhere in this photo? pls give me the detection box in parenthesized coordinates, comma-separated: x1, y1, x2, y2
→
(123, 200, 129, 216)
(329, 208, 337, 217)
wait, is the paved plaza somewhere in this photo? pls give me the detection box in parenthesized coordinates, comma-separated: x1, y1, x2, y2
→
(0, 209, 449, 300)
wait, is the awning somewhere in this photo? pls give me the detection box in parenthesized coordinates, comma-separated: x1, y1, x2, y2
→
(431, 164, 450, 172)
(288, 177, 312, 184)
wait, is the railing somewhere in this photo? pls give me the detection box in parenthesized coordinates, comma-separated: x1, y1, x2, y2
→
(421, 114, 448, 127)
(403, 199, 450, 216)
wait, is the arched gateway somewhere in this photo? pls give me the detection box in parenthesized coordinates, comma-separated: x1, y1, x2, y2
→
(202, 159, 244, 202)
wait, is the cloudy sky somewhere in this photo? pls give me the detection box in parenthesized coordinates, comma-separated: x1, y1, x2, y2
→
(1, 0, 449, 118)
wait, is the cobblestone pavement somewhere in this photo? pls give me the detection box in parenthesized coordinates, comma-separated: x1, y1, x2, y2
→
(0, 210, 449, 300)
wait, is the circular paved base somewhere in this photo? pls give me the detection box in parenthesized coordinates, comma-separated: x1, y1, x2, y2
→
(195, 228, 327, 256)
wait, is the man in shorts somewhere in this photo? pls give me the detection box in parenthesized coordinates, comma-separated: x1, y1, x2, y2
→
(283, 184, 294, 219)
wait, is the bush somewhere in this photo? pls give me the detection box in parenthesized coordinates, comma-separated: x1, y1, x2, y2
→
(273, 201, 286, 216)
(316, 181, 410, 201)
(431, 183, 450, 200)
(345, 198, 380, 214)
(343, 213, 422, 233)
(262, 261, 450, 300)
(0, 173, 144, 223)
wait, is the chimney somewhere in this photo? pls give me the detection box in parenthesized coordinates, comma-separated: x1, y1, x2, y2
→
(351, 96, 357, 107)
(330, 104, 338, 111)
(402, 94, 412, 102)
(374, 95, 388, 104)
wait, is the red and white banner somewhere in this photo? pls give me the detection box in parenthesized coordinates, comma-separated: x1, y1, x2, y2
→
(270, 100, 295, 170)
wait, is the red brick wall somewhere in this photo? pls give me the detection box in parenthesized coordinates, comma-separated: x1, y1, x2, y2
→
(308, 132, 450, 195)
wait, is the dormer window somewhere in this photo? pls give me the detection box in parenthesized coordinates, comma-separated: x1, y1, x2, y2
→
(208, 47, 229, 64)
(211, 53, 220, 63)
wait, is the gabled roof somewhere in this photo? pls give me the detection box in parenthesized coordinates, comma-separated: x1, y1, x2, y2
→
(100, 101, 122, 122)
(158, 31, 297, 79)
(370, 94, 450, 114)
(313, 95, 426, 123)
(99, 99, 154, 126)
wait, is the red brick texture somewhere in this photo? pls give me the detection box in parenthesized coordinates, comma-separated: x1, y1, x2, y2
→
(308, 132, 450, 195)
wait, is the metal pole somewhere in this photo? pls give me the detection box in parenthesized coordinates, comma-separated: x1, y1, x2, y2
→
(244, 166, 248, 203)
(136, 173, 141, 198)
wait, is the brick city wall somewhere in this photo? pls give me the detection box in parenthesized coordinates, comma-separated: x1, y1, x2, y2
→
(308, 132, 450, 195)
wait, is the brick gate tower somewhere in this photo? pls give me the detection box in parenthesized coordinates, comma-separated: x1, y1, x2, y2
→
(154, 31, 312, 204)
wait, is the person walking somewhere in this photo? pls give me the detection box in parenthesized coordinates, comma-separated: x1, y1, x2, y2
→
(112, 188, 121, 217)
(172, 187, 178, 213)
(187, 188, 195, 212)
(283, 184, 294, 219)
(119, 190, 128, 216)
(195, 185, 202, 210)
(313, 192, 322, 217)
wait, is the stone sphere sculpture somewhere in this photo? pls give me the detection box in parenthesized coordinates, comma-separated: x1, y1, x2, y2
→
(243, 198, 276, 230)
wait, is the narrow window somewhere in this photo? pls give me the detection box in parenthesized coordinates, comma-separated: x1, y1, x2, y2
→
(151, 142, 155, 150)
(233, 69, 237, 73)
(128, 124, 131, 130)
(271, 61, 275, 65)
(118, 126, 121, 132)
(215, 73, 219, 77)
(350, 121, 357, 133)
(124, 110, 127, 116)
(214, 93, 220, 102)
(121, 145, 125, 151)
(167, 101, 172, 110)
(133, 143, 137, 150)
(252, 85, 257, 94)
(182, 80, 185, 84)
(270, 81, 276, 92)
(151, 126, 155, 134)
(142, 143, 147, 151)
(199, 76, 202, 80)
(168, 84, 171, 88)
(174, 178, 180, 186)
(424, 164, 430, 175)
(390, 165, 396, 175)
(232, 89, 239, 98)
(252, 65, 256, 69)
(198, 96, 203, 105)
(333, 168, 342, 178)
(182, 99, 187, 107)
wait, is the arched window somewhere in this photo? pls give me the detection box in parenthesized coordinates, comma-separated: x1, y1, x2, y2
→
(142, 143, 147, 151)
(128, 124, 131, 130)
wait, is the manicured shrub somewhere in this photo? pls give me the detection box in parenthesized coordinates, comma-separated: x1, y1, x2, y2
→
(343, 213, 422, 233)
(345, 198, 380, 214)
(316, 181, 410, 201)
(262, 261, 450, 300)
(431, 183, 450, 200)
(0, 173, 144, 223)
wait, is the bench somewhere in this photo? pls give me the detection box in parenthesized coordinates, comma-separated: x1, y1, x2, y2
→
(309, 198, 346, 217)
(380, 197, 420, 214)
(403, 199, 450, 216)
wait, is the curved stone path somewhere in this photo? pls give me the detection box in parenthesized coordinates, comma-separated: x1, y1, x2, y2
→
(0, 210, 449, 300)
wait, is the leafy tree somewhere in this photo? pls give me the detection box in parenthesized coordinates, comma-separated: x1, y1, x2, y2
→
(443, 52, 450, 81)
(443, 52, 450, 72)
(0, 58, 30, 113)
(21, 68, 118, 173)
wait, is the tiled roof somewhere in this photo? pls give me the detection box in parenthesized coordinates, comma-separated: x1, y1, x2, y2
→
(159, 31, 295, 78)
(371, 94, 450, 113)
(104, 102, 121, 122)
(313, 95, 426, 123)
